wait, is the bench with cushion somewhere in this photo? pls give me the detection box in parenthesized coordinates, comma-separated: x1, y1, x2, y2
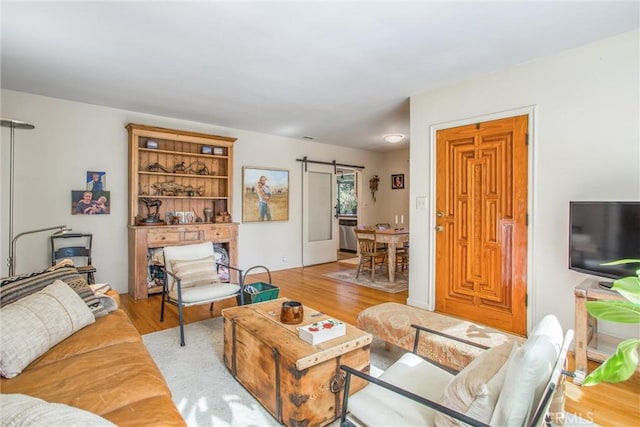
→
(356, 302, 524, 371)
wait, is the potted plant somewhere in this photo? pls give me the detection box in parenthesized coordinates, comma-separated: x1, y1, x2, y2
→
(583, 259, 640, 385)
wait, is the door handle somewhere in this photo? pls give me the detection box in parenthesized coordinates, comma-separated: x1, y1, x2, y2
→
(435, 225, 444, 232)
(436, 211, 445, 218)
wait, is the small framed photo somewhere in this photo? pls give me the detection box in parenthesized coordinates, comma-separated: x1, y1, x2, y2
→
(213, 147, 225, 155)
(72, 190, 110, 215)
(391, 174, 404, 190)
(86, 171, 106, 191)
(201, 146, 212, 155)
(146, 140, 158, 149)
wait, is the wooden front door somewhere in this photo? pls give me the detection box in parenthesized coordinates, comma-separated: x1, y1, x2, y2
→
(435, 115, 528, 335)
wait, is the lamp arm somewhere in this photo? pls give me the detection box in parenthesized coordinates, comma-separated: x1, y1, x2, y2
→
(8, 225, 69, 276)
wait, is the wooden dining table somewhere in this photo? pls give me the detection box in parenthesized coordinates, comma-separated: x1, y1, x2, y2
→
(360, 228, 409, 282)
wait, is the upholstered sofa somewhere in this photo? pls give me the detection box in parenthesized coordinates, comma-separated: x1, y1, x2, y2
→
(0, 266, 185, 426)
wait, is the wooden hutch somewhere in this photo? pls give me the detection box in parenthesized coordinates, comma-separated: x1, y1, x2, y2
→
(127, 123, 238, 299)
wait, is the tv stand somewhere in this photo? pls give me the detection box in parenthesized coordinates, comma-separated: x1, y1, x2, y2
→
(598, 280, 614, 289)
(574, 278, 639, 385)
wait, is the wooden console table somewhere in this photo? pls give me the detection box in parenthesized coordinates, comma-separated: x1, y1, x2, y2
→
(128, 223, 238, 299)
(573, 278, 638, 385)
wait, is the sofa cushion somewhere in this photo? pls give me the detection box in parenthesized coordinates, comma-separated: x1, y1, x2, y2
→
(0, 267, 107, 318)
(0, 342, 174, 416)
(0, 280, 95, 378)
(29, 309, 141, 369)
(349, 352, 454, 426)
(0, 393, 115, 426)
(490, 315, 564, 427)
(435, 340, 516, 426)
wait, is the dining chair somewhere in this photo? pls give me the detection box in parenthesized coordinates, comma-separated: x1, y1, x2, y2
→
(354, 228, 387, 281)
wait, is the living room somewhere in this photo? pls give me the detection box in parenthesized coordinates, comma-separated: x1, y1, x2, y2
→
(1, 2, 639, 426)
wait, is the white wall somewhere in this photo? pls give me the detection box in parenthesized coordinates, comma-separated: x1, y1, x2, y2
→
(1, 90, 387, 293)
(376, 148, 410, 227)
(409, 30, 640, 334)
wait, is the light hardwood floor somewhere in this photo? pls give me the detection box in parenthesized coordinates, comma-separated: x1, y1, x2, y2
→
(121, 260, 639, 426)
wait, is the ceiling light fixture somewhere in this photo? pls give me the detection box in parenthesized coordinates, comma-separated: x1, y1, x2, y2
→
(384, 134, 405, 144)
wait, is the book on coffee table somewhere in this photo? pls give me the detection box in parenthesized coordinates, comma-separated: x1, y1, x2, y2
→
(297, 319, 346, 345)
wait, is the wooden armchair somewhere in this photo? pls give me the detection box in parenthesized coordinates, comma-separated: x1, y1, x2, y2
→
(354, 228, 387, 281)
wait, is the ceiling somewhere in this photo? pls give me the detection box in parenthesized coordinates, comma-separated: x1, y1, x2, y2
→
(1, 1, 638, 152)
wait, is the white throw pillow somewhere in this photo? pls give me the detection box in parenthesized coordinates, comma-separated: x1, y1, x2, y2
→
(0, 280, 95, 378)
(0, 393, 115, 426)
(490, 315, 563, 427)
(170, 255, 220, 290)
(435, 340, 517, 426)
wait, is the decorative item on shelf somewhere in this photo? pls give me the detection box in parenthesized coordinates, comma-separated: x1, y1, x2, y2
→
(213, 147, 225, 155)
(203, 208, 214, 223)
(147, 162, 171, 173)
(201, 145, 212, 154)
(185, 160, 210, 175)
(146, 140, 158, 149)
(193, 209, 203, 223)
(152, 181, 184, 196)
(369, 175, 380, 202)
(173, 161, 186, 173)
(137, 198, 164, 225)
(184, 184, 204, 196)
(216, 211, 231, 223)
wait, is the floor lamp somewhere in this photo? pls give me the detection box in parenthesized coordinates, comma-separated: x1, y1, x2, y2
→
(1, 118, 68, 276)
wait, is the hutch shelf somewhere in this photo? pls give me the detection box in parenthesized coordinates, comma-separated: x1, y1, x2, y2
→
(126, 123, 238, 299)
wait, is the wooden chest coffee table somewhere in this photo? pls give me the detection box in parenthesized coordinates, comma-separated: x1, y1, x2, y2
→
(222, 298, 372, 427)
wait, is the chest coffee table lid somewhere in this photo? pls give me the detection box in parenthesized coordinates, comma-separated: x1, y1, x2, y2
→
(222, 298, 372, 370)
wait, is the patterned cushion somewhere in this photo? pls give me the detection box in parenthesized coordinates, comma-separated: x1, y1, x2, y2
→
(1, 393, 115, 426)
(435, 341, 516, 426)
(0, 280, 95, 378)
(0, 267, 107, 318)
(170, 256, 220, 290)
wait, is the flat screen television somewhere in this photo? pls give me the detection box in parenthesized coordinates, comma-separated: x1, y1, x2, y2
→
(569, 201, 640, 281)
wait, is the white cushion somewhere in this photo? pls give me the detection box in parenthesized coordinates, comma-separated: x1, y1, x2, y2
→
(163, 242, 215, 288)
(169, 283, 240, 304)
(349, 352, 454, 426)
(0, 393, 115, 426)
(435, 341, 517, 426)
(0, 280, 95, 378)
(490, 315, 564, 427)
(170, 256, 220, 289)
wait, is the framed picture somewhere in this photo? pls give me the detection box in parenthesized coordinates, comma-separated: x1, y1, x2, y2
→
(72, 190, 110, 215)
(201, 145, 212, 154)
(213, 147, 225, 155)
(242, 166, 289, 223)
(391, 174, 404, 190)
(86, 171, 106, 191)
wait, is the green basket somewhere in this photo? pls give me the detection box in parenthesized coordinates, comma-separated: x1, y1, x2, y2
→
(243, 282, 279, 304)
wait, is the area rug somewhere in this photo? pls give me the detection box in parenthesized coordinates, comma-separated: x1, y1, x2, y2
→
(144, 318, 596, 427)
(142, 317, 401, 427)
(323, 269, 408, 293)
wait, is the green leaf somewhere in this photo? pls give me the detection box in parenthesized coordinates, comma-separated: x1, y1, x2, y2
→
(583, 338, 640, 386)
(601, 258, 640, 266)
(611, 276, 640, 304)
(585, 300, 640, 323)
